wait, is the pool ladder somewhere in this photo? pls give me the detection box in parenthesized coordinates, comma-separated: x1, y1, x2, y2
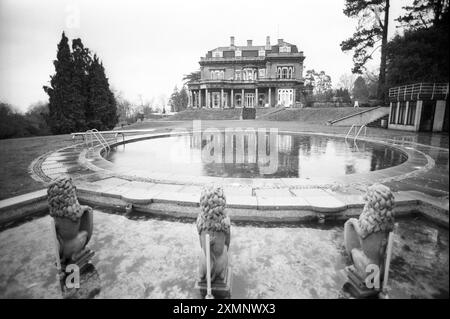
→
(85, 129, 111, 154)
(345, 124, 367, 142)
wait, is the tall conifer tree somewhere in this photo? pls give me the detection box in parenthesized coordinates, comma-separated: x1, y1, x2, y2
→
(43, 32, 75, 133)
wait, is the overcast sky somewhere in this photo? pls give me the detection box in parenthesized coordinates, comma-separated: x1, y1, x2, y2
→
(0, 0, 411, 111)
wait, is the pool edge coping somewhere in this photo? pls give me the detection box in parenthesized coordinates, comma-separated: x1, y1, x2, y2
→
(0, 188, 448, 228)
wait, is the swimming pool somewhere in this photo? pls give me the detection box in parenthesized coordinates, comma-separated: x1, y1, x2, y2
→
(106, 132, 407, 179)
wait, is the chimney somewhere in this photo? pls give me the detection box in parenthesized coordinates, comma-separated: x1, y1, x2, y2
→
(265, 36, 271, 49)
(247, 39, 253, 46)
(230, 36, 235, 47)
(278, 38, 284, 45)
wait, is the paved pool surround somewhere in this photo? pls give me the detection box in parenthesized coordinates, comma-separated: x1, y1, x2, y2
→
(0, 211, 448, 298)
(12, 125, 447, 226)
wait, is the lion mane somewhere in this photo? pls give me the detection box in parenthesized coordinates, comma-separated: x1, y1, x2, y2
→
(358, 183, 395, 238)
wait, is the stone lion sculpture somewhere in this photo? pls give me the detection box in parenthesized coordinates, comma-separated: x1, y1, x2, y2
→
(47, 176, 93, 265)
(344, 183, 395, 288)
(197, 185, 231, 283)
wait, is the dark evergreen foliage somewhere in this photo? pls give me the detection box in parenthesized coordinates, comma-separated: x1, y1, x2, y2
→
(43, 32, 117, 134)
(386, 2, 449, 86)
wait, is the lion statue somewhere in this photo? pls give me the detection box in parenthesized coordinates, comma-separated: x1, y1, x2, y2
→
(47, 176, 93, 265)
(344, 183, 395, 288)
(197, 185, 231, 283)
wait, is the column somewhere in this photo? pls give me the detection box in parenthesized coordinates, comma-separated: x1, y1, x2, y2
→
(293, 88, 296, 107)
(205, 88, 209, 108)
(255, 87, 258, 108)
(194, 91, 198, 108)
(221, 88, 224, 109)
(199, 89, 202, 108)
(241, 88, 245, 107)
(231, 89, 234, 108)
(268, 88, 271, 107)
(188, 90, 192, 108)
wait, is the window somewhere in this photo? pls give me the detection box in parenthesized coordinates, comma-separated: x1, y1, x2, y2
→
(278, 89, 294, 107)
(279, 45, 291, 53)
(406, 101, 417, 125)
(212, 92, 220, 108)
(397, 102, 407, 124)
(259, 69, 265, 78)
(212, 50, 222, 58)
(235, 70, 241, 80)
(277, 66, 293, 79)
(235, 94, 242, 107)
(211, 70, 224, 80)
(243, 68, 256, 81)
(390, 103, 397, 124)
(235, 49, 242, 57)
(258, 49, 265, 57)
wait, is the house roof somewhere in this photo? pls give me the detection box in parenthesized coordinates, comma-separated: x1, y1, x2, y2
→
(206, 41, 299, 57)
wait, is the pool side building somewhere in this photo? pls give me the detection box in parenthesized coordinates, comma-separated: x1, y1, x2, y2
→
(187, 36, 305, 108)
(388, 83, 449, 132)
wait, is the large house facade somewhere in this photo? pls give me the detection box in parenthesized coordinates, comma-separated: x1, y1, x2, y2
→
(187, 36, 305, 109)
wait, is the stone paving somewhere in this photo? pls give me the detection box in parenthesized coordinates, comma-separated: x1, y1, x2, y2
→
(0, 211, 447, 298)
(24, 121, 448, 221)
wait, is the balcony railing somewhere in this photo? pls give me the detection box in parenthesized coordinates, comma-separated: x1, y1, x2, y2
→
(187, 78, 303, 86)
(388, 83, 449, 101)
(200, 52, 304, 63)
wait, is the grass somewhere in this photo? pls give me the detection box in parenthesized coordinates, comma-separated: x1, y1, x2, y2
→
(263, 107, 376, 124)
(0, 134, 73, 199)
(0, 121, 184, 200)
(164, 108, 278, 121)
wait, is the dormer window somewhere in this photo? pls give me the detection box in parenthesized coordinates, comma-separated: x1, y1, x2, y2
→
(235, 49, 242, 57)
(279, 45, 291, 53)
(258, 49, 265, 57)
(212, 50, 223, 58)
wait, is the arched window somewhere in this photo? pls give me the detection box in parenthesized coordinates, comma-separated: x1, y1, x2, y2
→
(282, 68, 288, 79)
(287, 68, 292, 79)
(247, 69, 253, 81)
(277, 67, 282, 79)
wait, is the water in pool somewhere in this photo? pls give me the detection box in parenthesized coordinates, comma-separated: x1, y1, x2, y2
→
(106, 133, 407, 178)
(0, 210, 447, 299)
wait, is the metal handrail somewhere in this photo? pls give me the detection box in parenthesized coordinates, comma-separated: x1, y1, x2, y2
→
(354, 124, 367, 142)
(345, 124, 367, 142)
(345, 124, 356, 140)
(92, 129, 111, 153)
(388, 82, 449, 99)
(85, 129, 110, 153)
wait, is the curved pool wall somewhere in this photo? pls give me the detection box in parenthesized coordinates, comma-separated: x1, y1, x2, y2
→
(88, 129, 424, 187)
(0, 209, 448, 299)
(104, 132, 408, 179)
(18, 128, 447, 227)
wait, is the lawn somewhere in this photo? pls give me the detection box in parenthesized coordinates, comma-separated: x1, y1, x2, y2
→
(0, 134, 74, 199)
(0, 121, 182, 200)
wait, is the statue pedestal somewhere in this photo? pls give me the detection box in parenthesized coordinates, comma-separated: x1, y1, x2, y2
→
(195, 267, 232, 299)
(343, 265, 381, 299)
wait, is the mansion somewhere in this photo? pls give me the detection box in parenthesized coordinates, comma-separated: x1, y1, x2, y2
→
(187, 36, 305, 108)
